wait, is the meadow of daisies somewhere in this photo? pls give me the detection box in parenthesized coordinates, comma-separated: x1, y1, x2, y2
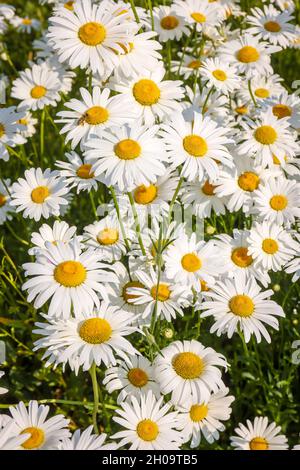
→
(0, 0, 300, 452)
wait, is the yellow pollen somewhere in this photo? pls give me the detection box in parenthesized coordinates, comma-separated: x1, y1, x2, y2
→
(172, 352, 204, 379)
(31, 186, 49, 204)
(21, 427, 45, 450)
(254, 125, 277, 144)
(132, 79, 160, 106)
(255, 88, 270, 98)
(262, 238, 279, 254)
(160, 15, 179, 30)
(79, 318, 112, 344)
(0, 193, 7, 207)
(231, 247, 253, 268)
(272, 104, 292, 119)
(181, 253, 202, 272)
(212, 69, 227, 81)
(122, 281, 144, 303)
(30, 86, 46, 99)
(134, 185, 157, 205)
(235, 105, 248, 115)
(114, 139, 141, 160)
(64, 0, 74, 10)
(189, 404, 208, 422)
(18, 118, 28, 125)
(264, 21, 281, 33)
(54, 260, 86, 287)
(191, 12, 206, 23)
(183, 135, 208, 157)
(97, 228, 119, 246)
(188, 60, 202, 69)
(22, 18, 32, 25)
(78, 22, 106, 46)
(250, 437, 269, 450)
(76, 164, 94, 179)
(83, 106, 109, 125)
(238, 171, 260, 192)
(236, 46, 260, 63)
(269, 194, 288, 211)
(202, 180, 216, 196)
(136, 420, 159, 442)
(150, 283, 171, 302)
(0, 123, 5, 138)
(200, 280, 210, 291)
(229, 294, 254, 317)
(127, 368, 149, 387)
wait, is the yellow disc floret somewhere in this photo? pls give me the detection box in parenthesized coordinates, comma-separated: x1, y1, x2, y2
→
(160, 16, 179, 30)
(172, 352, 204, 379)
(31, 86, 46, 99)
(97, 228, 119, 246)
(183, 135, 208, 157)
(262, 238, 279, 255)
(127, 368, 149, 387)
(181, 253, 202, 272)
(236, 46, 260, 63)
(150, 283, 171, 302)
(238, 172, 260, 192)
(132, 79, 160, 106)
(54, 260, 86, 287)
(254, 125, 277, 145)
(21, 427, 45, 450)
(78, 22, 106, 46)
(31, 186, 50, 204)
(79, 318, 112, 344)
(114, 139, 141, 160)
(229, 294, 254, 317)
(136, 420, 159, 441)
(189, 404, 208, 422)
(231, 247, 253, 268)
(134, 185, 157, 204)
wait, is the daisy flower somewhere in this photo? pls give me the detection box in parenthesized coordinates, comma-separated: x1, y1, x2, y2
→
(176, 388, 235, 448)
(174, 0, 223, 32)
(0, 106, 26, 162)
(56, 151, 100, 193)
(253, 177, 300, 225)
(154, 340, 227, 405)
(248, 221, 299, 272)
(271, 0, 295, 12)
(160, 111, 233, 182)
(10, 16, 40, 33)
(10, 168, 69, 222)
(33, 303, 138, 372)
(164, 232, 226, 288)
(230, 416, 288, 450)
(247, 5, 296, 48)
(28, 221, 78, 257)
(47, 0, 136, 76)
(17, 111, 38, 139)
(22, 238, 115, 318)
(238, 109, 299, 168)
(171, 53, 202, 80)
(0, 371, 8, 395)
(0, 421, 29, 451)
(285, 252, 300, 282)
(201, 276, 285, 343)
(181, 178, 227, 219)
(266, 90, 300, 129)
(200, 58, 240, 95)
(58, 426, 116, 450)
(112, 392, 183, 450)
(238, 74, 284, 103)
(56, 86, 134, 150)
(103, 355, 160, 404)
(183, 87, 229, 123)
(85, 121, 167, 192)
(109, 66, 184, 126)
(153, 6, 189, 42)
(219, 34, 280, 77)
(0, 178, 13, 225)
(0, 4, 15, 20)
(8, 400, 70, 450)
(11, 62, 62, 111)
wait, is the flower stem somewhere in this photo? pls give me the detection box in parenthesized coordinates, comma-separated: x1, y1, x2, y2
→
(147, 0, 154, 30)
(248, 79, 257, 107)
(129, 0, 140, 23)
(127, 191, 146, 256)
(89, 362, 99, 434)
(40, 108, 45, 158)
(110, 186, 130, 251)
(168, 176, 183, 224)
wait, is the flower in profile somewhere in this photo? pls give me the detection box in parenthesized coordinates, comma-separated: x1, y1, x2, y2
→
(230, 416, 288, 450)
(0, 106, 26, 162)
(58, 426, 117, 450)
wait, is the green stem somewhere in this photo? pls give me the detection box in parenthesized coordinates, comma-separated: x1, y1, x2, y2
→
(248, 79, 257, 107)
(168, 176, 183, 224)
(89, 191, 99, 220)
(202, 86, 214, 115)
(88, 71, 93, 94)
(150, 222, 163, 336)
(89, 362, 99, 434)
(127, 191, 146, 256)
(129, 0, 140, 23)
(110, 186, 130, 251)
(40, 108, 45, 159)
(147, 0, 154, 30)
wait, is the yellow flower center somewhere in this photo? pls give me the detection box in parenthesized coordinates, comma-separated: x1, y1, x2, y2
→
(272, 104, 292, 119)
(231, 247, 253, 268)
(172, 352, 204, 379)
(212, 69, 227, 81)
(78, 22, 106, 46)
(238, 171, 260, 192)
(31, 186, 50, 204)
(181, 253, 202, 272)
(229, 294, 254, 317)
(269, 194, 288, 211)
(127, 368, 149, 387)
(183, 135, 208, 157)
(264, 21, 281, 33)
(136, 420, 159, 441)
(79, 318, 112, 344)
(236, 46, 260, 63)
(122, 281, 144, 303)
(250, 437, 269, 450)
(18, 118, 28, 125)
(235, 105, 248, 115)
(64, 0, 74, 10)
(22, 18, 32, 25)
(0, 123, 5, 138)
(160, 15, 179, 30)
(97, 228, 119, 246)
(189, 404, 208, 422)
(262, 238, 279, 254)
(54, 260, 86, 287)
(134, 184, 157, 205)
(76, 164, 94, 179)
(188, 60, 202, 69)
(254, 125, 277, 144)
(254, 88, 270, 98)
(150, 283, 171, 301)
(0, 193, 7, 207)
(202, 180, 216, 196)
(21, 427, 45, 450)
(114, 139, 141, 160)
(132, 79, 161, 106)
(191, 12, 206, 23)
(30, 86, 47, 99)
(83, 106, 109, 125)
(200, 280, 209, 291)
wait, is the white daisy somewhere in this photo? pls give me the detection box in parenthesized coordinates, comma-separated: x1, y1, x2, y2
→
(230, 416, 288, 450)
(201, 57, 240, 95)
(171, 53, 202, 80)
(265, 90, 300, 129)
(28, 220, 78, 257)
(201, 276, 285, 343)
(17, 111, 38, 139)
(152, 6, 189, 42)
(0, 421, 29, 450)
(0, 371, 8, 395)
(10, 16, 41, 33)
(0, 106, 26, 162)
(174, 0, 223, 32)
(56, 151, 100, 193)
(181, 178, 227, 219)
(238, 74, 284, 104)
(10, 168, 69, 222)
(183, 87, 229, 123)
(285, 253, 300, 282)
(58, 426, 116, 450)
(0, 178, 14, 225)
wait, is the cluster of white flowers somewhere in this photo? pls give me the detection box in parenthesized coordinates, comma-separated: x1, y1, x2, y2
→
(0, 0, 300, 451)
